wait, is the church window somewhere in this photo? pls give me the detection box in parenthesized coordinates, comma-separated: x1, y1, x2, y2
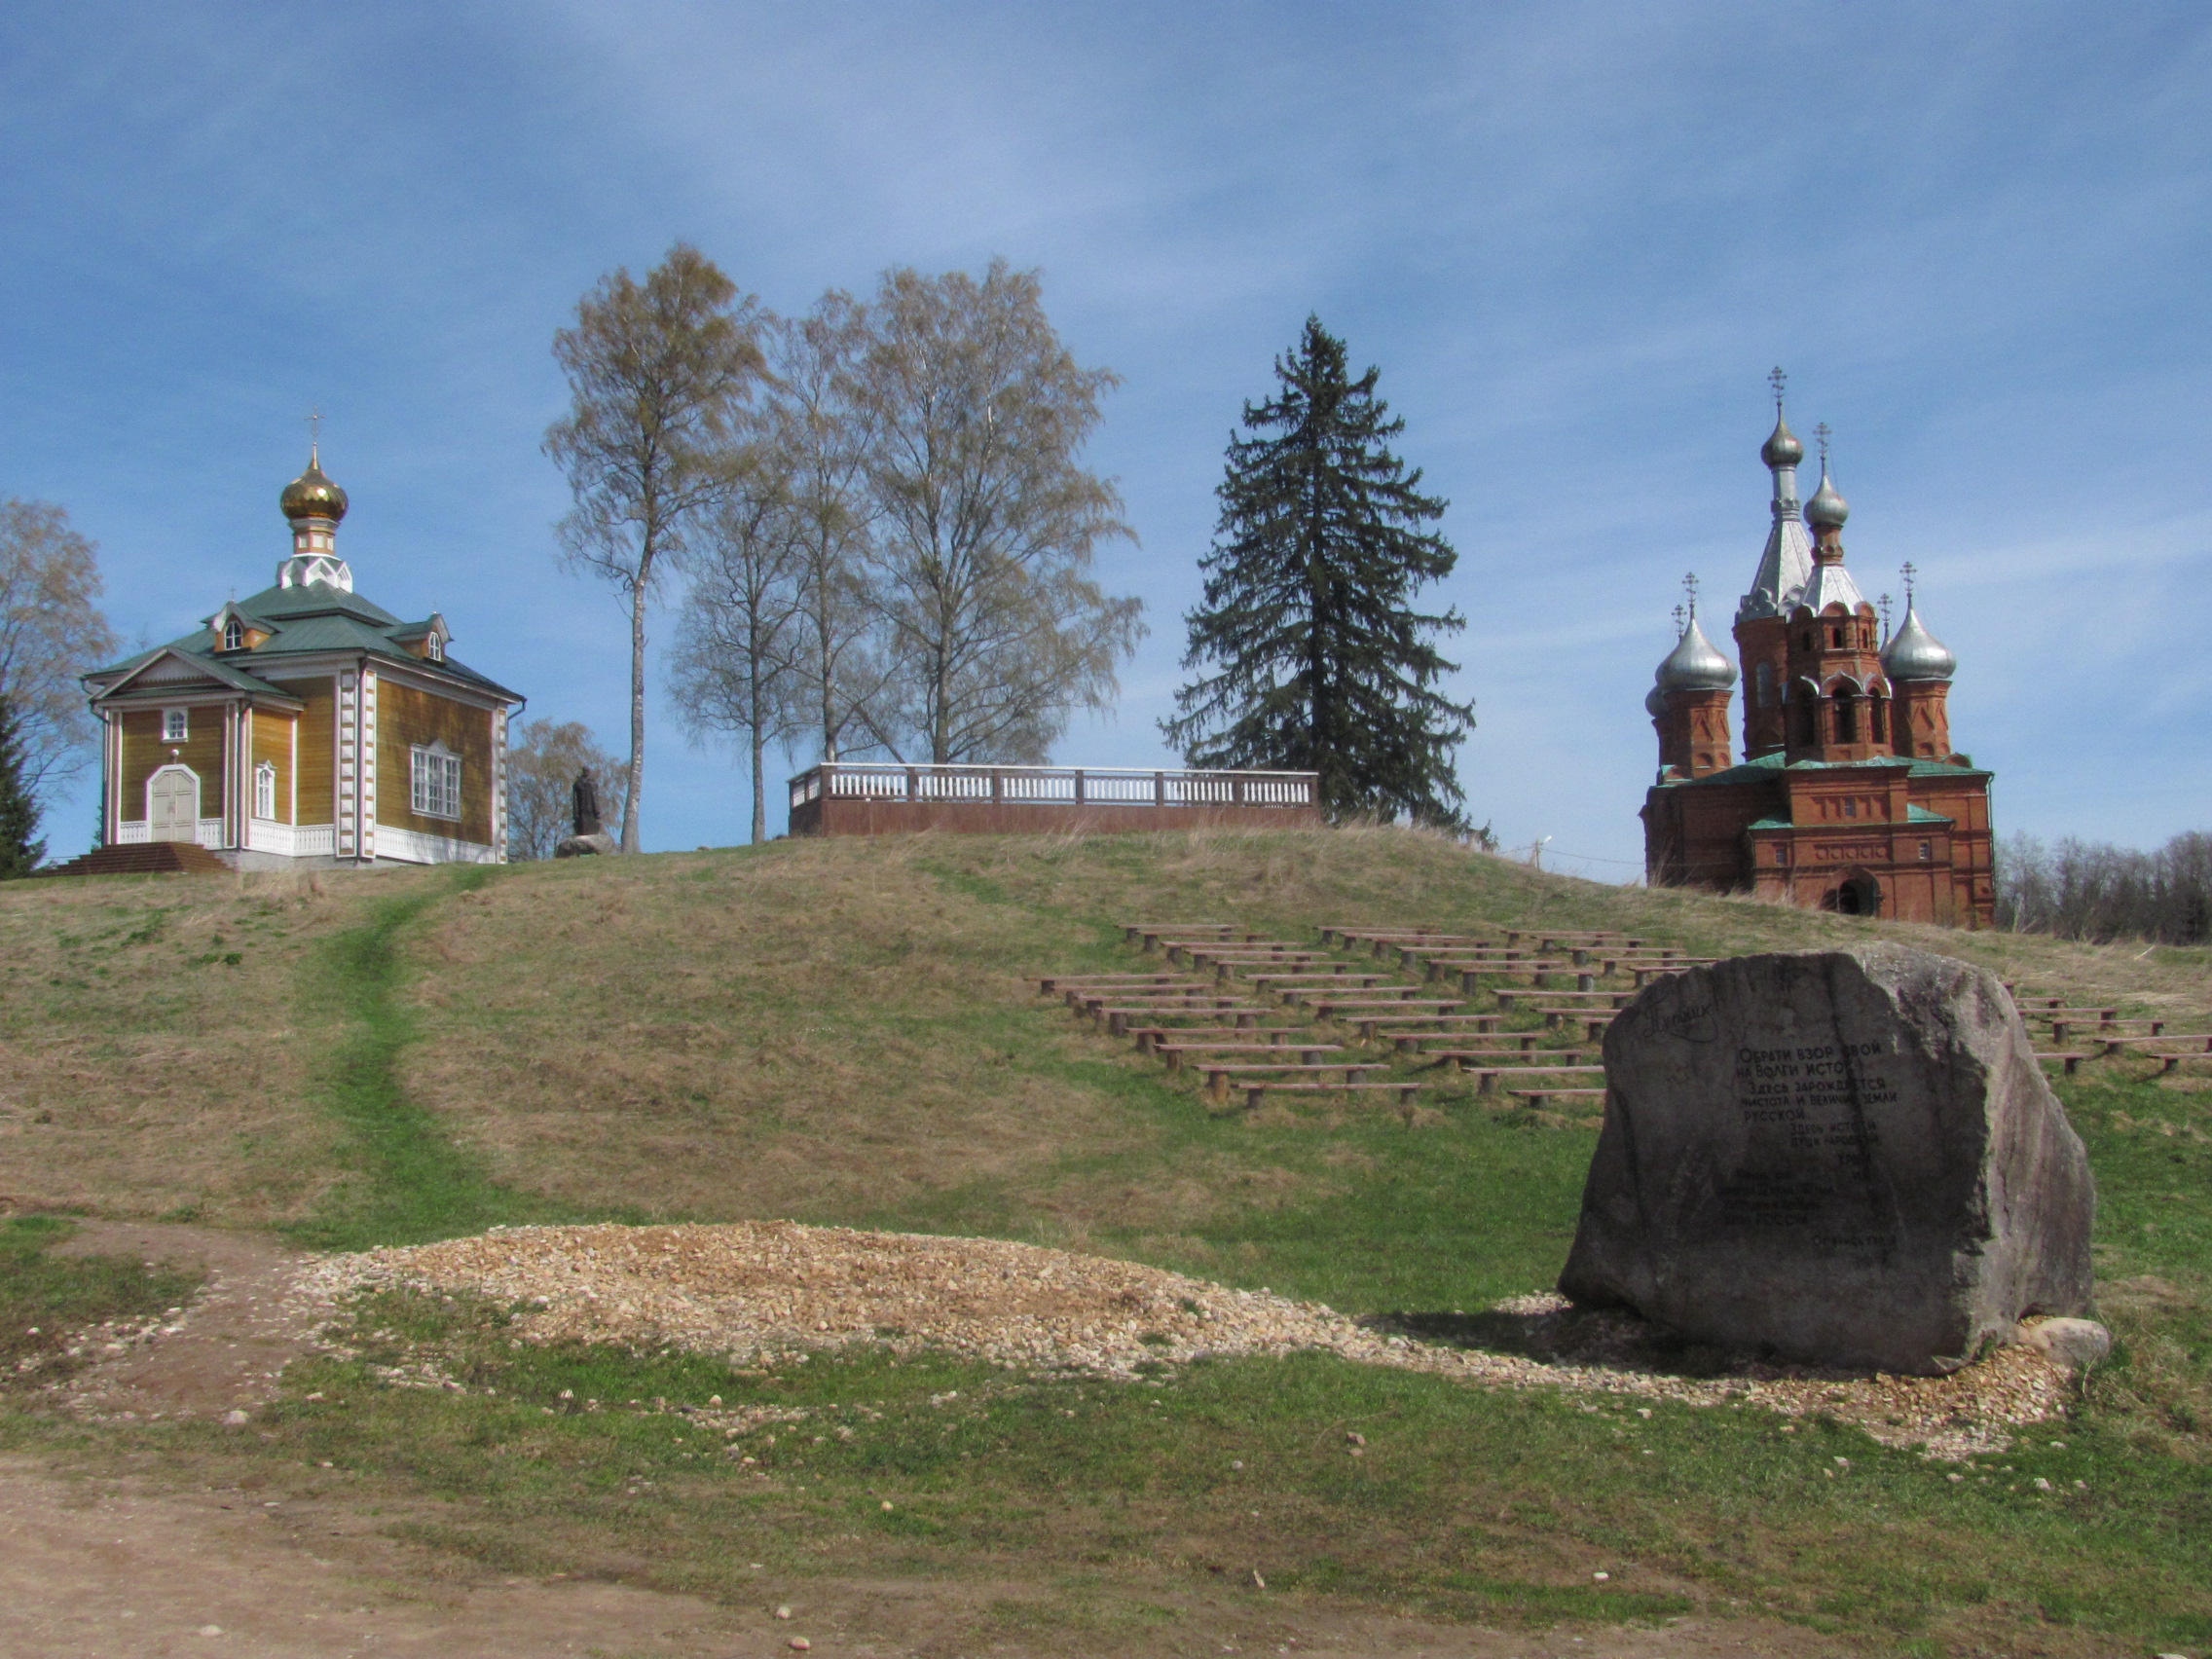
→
(163, 708, 189, 742)
(411, 743, 462, 820)
(426, 635, 443, 662)
(254, 761, 276, 820)
(223, 618, 243, 650)
(1843, 797, 1858, 819)
(1754, 662, 1772, 705)
(1918, 839, 1933, 862)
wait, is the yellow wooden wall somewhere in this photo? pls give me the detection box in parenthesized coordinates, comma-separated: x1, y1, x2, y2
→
(247, 708, 295, 822)
(376, 679, 494, 844)
(117, 706, 225, 824)
(271, 679, 337, 827)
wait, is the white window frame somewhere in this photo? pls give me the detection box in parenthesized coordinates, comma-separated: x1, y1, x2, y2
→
(162, 707, 189, 742)
(410, 742, 463, 821)
(254, 760, 277, 821)
(223, 617, 243, 650)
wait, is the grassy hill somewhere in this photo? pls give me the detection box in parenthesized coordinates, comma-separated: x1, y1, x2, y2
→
(2, 829, 2208, 1656)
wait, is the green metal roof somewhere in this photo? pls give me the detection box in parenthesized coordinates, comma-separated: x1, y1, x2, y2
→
(1661, 751, 1991, 790)
(87, 575, 522, 704)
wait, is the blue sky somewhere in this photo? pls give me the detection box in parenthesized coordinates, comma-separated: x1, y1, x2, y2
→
(4, 4, 2207, 873)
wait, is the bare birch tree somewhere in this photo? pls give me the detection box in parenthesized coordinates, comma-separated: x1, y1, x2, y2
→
(854, 262, 1143, 762)
(0, 498, 117, 806)
(668, 450, 804, 844)
(766, 295, 895, 763)
(544, 243, 764, 852)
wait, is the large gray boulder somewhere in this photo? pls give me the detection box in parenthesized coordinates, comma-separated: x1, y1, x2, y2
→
(554, 831, 618, 858)
(1559, 945, 2094, 1375)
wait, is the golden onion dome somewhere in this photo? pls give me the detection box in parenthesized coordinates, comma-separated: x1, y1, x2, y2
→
(279, 450, 350, 524)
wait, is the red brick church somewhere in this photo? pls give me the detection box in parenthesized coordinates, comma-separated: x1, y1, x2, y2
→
(1640, 383, 1994, 926)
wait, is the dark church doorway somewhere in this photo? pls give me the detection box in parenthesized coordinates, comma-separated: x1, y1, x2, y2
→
(1831, 871, 1882, 916)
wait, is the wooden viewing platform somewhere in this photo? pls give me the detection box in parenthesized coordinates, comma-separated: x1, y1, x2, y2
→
(790, 763, 1321, 836)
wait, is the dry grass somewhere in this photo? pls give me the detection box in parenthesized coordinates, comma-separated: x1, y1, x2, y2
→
(0, 867, 394, 1223)
(397, 844, 1152, 1228)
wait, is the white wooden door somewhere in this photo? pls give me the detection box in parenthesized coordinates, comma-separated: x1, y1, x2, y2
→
(148, 767, 199, 841)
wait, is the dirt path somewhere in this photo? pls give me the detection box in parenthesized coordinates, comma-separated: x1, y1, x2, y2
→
(0, 1456, 1836, 1659)
(46, 1220, 325, 1422)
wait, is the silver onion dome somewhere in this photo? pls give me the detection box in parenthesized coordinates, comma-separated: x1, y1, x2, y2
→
(1881, 600, 1956, 681)
(1761, 410, 1805, 469)
(1805, 461, 1850, 529)
(1655, 614, 1738, 691)
(1644, 683, 1668, 719)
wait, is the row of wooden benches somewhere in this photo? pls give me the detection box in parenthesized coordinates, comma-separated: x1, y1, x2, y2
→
(1082, 923, 1611, 1111)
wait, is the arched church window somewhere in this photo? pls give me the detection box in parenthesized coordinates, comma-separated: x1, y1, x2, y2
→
(223, 618, 243, 650)
(1755, 662, 1772, 705)
(1836, 691, 1859, 743)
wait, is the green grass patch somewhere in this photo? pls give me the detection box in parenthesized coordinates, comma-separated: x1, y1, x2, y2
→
(287, 868, 567, 1251)
(144, 1286, 2212, 1653)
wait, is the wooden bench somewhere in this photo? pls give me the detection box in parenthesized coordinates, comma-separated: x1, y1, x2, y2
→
(2034, 1051, 2087, 1077)
(1155, 1042, 1344, 1071)
(1068, 985, 1221, 1012)
(1246, 972, 1390, 990)
(1427, 1043, 1591, 1060)
(1090, 1005, 1269, 1036)
(1456, 1063, 1606, 1095)
(1505, 1087, 1608, 1109)
(2049, 1015, 2154, 1042)
(1205, 1061, 1382, 1096)
(2156, 1053, 2211, 1075)
(1308, 997, 1464, 1019)
(1235, 1079, 1421, 1111)
(1428, 1049, 1592, 1073)
(1396, 1032, 1557, 1055)
(1356, 1013, 1504, 1041)
(1036, 973, 1190, 994)
(1285, 984, 1427, 1006)
(1539, 1010, 1618, 1036)
(2103, 1034, 2212, 1056)
(1130, 1024, 1306, 1051)
(1492, 981, 1603, 1008)
(1164, 940, 1302, 965)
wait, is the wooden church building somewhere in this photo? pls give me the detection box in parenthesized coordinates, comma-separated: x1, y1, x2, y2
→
(1640, 388, 1994, 926)
(78, 451, 524, 868)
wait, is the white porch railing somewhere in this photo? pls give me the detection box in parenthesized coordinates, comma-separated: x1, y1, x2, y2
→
(789, 762, 1318, 811)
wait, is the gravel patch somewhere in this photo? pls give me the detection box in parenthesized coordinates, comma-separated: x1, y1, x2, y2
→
(290, 1220, 2072, 1457)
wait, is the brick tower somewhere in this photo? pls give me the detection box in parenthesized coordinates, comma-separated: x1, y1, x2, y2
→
(1640, 391, 1994, 925)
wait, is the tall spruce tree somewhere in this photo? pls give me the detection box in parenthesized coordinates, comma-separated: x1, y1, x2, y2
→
(1163, 316, 1474, 826)
(0, 695, 47, 877)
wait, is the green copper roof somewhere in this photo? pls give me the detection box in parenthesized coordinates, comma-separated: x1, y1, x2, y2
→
(1659, 752, 1991, 790)
(86, 575, 521, 704)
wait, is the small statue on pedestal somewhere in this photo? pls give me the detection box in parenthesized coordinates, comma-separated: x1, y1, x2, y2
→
(554, 767, 619, 858)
